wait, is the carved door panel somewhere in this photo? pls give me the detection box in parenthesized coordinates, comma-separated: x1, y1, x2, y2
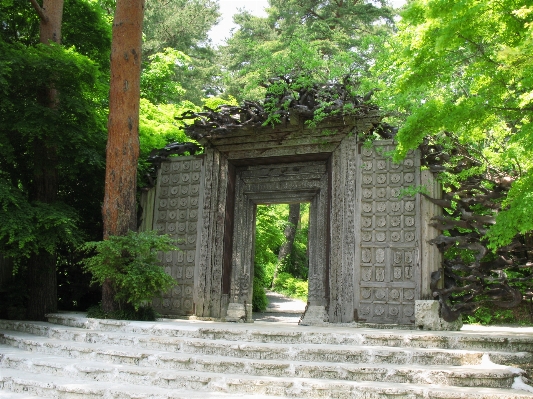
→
(355, 142, 420, 324)
(152, 156, 203, 315)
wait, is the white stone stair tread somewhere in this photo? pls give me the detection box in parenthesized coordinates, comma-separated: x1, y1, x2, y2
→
(0, 392, 41, 399)
(1, 363, 532, 399)
(0, 342, 524, 389)
(0, 367, 290, 399)
(2, 327, 530, 368)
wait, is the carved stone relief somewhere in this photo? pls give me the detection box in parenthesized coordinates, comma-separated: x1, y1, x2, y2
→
(355, 142, 420, 324)
(152, 157, 203, 315)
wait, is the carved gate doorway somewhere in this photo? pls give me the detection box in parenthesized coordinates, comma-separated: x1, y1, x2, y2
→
(226, 160, 330, 324)
(143, 115, 440, 326)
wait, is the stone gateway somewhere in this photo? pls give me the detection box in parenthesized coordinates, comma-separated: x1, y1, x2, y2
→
(140, 113, 442, 326)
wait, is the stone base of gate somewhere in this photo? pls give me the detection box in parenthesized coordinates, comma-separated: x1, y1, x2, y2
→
(415, 300, 462, 331)
(225, 302, 253, 323)
(298, 305, 328, 326)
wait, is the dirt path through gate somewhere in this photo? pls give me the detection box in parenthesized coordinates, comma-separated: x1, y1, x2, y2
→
(253, 291, 306, 323)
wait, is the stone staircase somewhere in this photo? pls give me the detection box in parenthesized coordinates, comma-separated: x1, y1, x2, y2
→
(1, 313, 533, 398)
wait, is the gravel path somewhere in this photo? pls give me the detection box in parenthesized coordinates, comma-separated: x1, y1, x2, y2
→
(253, 291, 306, 323)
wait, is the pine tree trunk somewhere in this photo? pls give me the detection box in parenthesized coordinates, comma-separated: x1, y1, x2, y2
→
(101, 0, 144, 313)
(272, 203, 301, 284)
(26, 0, 64, 321)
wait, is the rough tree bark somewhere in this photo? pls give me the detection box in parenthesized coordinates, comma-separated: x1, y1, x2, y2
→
(26, 0, 64, 321)
(272, 203, 301, 284)
(101, 0, 145, 312)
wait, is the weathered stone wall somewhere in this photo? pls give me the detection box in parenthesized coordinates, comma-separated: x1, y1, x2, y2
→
(148, 156, 204, 316)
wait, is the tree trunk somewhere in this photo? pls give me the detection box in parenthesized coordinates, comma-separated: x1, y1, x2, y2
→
(26, 0, 64, 321)
(101, 0, 144, 313)
(272, 203, 300, 284)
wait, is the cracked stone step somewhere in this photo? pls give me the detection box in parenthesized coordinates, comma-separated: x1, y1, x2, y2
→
(0, 337, 525, 389)
(0, 361, 532, 399)
(3, 324, 531, 367)
(38, 314, 533, 352)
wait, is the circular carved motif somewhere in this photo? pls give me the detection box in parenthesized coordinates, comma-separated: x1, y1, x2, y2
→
(404, 173, 415, 183)
(190, 210, 198, 219)
(163, 299, 170, 308)
(405, 216, 415, 226)
(377, 160, 386, 170)
(179, 210, 187, 220)
(181, 186, 189, 195)
(376, 188, 386, 198)
(363, 175, 373, 184)
(405, 201, 415, 212)
(391, 216, 401, 227)
(405, 252, 413, 264)
(362, 218, 372, 228)
(181, 174, 190, 182)
(362, 289, 371, 299)
(391, 188, 401, 198)
(404, 159, 414, 168)
(390, 289, 400, 300)
(191, 198, 198, 206)
(376, 248, 385, 263)
(404, 289, 415, 300)
(362, 203, 372, 213)
(192, 172, 200, 181)
(377, 202, 387, 212)
(376, 217, 386, 227)
(184, 299, 192, 310)
(391, 162, 400, 169)
(168, 211, 176, 220)
(362, 249, 372, 263)
(362, 148, 373, 157)
(167, 224, 175, 232)
(389, 306, 399, 316)
(170, 199, 179, 208)
(191, 186, 199, 194)
(362, 232, 372, 242)
(185, 286, 193, 295)
(391, 202, 401, 212)
(405, 232, 415, 242)
(363, 161, 373, 170)
(375, 289, 386, 300)
(172, 162, 180, 171)
(186, 267, 194, 279)
(376, 232, 386, 242)
(363, 189, 373, 199)
(404, 307, 414, 317)
(159, 199, 168, 208)
(361, 306, 371, 315)
(183, 162, 191, 170)
(178, 223, 186, 232)
(377, 174, 387, 184)
(375, 305, 385, 315)
(391, 232, 400, 242)
(171, 187, 179, 195)
(390, 174, 401, 183)
(171, 175, 180, 184)
(162, 164, 171, 173)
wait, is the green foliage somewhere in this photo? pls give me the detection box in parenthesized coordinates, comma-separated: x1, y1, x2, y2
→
(273, 272, 308, 301)
(86, 303, 160, 321)
(370, 0, 533, 246)
(141, 48, 189, 104)
(219, 1, 395, 103)
(252, 277, 268, 312)
(254, 204, 288, 287)
(82, 231, 178, 311)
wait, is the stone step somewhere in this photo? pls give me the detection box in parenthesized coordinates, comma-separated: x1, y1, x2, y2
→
(40, 313, 533, 352)
(0, 333, 525, 389)
(0, 392, 41, 399)
(1, 349, 533, 399)
(0, 367, 285, 399)
(2, 323, 532, 368)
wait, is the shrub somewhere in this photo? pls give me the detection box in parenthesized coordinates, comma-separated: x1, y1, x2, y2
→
(273, 272, 308, 301)
(252, 277, 268, 312)
(82, 230, 178, 312)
